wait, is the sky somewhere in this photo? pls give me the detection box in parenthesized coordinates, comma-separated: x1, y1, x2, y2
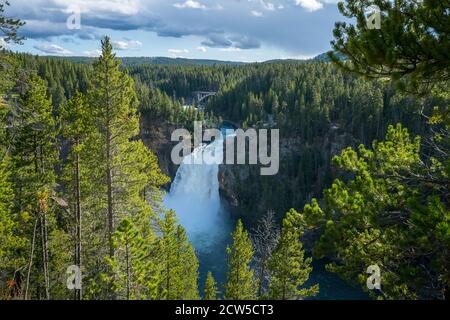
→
(3, 0, 345, 62)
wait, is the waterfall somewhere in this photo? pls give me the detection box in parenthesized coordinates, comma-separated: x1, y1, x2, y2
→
(163, 131, 232, 251)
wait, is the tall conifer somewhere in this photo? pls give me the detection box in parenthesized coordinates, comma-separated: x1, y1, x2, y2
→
(225, 220, 256, 300)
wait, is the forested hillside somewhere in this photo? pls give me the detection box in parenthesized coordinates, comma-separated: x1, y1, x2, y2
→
(0, 0, 448, 301)
(127, 61, 442, 226)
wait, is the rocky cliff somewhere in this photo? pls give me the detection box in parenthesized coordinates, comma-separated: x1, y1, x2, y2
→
(140, 117, 179, 187)
(140, 117, 357, 228)
(217, 128, 358, 226)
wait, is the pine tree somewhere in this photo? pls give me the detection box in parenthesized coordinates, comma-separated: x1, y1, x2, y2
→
(204, 272, 217, 300)
(0, 156, 26, 299)
(301, 124, 449, 299)
(157, 210, 199, 300)
(81, 36, 168, 299)
(252, 211, 279, 297)
(267, 209, 319, 300)
(8, 73, 60, 299)
(86, 35, 165, 280)
(0, 1, 25, 47)
(89, 36, 138, 258)
(60, 91, 92, 300)
(176, 225, 199, 300)
(157, 210, 178, 299)
(105, 218, 160, 300)
(225, 220, 256, 300)
(0, 52, 18, 98)
(329, 0, 449, 95)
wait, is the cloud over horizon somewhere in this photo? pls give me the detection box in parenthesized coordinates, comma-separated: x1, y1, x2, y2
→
(5, 0, 342, 58)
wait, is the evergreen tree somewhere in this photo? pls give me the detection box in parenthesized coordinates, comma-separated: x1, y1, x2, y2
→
(105, 218, 160, 300)
(204, 272, 217, 300)
(157, 210, 199, 300)
(0, 156, 26, 299)
(329, 0, 449, 95)
(0, 1, 25, 47)
(225, 220, 256, 300)
(0, 52, 18, 97)
(301, 124, 450, 299)
(252, 211, 279, 297)
(175, 225, 200, 300)
(60, 92, 92, 300)
(84, 36, 168, 298)
(88, 37, 167, 246)
(267, 209, 319, 300)
(89, 36, 139, 258)
(157, 210, 179, 300)
(8, 73, 60, 299)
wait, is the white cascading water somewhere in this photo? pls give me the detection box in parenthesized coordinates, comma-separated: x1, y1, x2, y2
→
(163, 131, 233, 254)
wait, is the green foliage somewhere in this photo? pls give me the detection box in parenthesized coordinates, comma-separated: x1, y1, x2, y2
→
(0, 51, 19, 95)
(0, 1, 25, 46)
(157, 210, 200, 300)
(86, 35, 168, 262)
(1, 37, 199, 300)
(267, 209, 319, 300)
(4, 72, 62, 299)
(0, 156, 26, 298)
(225, 220, 256, 300)
(1, 2, 447, 300)
(329, 0, 449, 95)
(13, 53, 91, 109)
(104, 218, 160, 300)
(204, 272, 217, 300)
(9, 72, 58, 219)
(301, 124, 449, 299)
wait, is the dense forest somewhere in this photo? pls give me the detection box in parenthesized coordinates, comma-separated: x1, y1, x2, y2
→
(0, 0, 449, 300)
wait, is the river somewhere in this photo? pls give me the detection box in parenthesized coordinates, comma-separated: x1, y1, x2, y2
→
(163, 129, 367, 299)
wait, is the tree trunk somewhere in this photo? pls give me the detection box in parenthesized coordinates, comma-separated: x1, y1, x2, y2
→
(106, 130, 114, 258)
(105, 68, 114, 259)
(24, 217, 39, 300)
(40, 213, 50, 300)
(74, 140, 82, 300)
(257, 264, 266, 297)
(125, 240, 130, 300)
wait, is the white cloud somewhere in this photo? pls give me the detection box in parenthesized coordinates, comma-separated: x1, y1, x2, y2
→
(168, 48, 189, 54)
(81, 49, 102, 57)
(10, 0, 342, 57)
(295, 0, 324, 12)
(168, 48, 190, 58)
(220, 47, 241, 52)
(54, 0, 141, 15)
(112, 39, 142, 50)
(260, 1, 275, 11)
(174, 1, 207, 10)
(196, 46, 207, 52)
(251, 10, 263, 17)
(279, 53, 316, 60)
(0, 38, 9, 49)
(33, 43, 72, 55)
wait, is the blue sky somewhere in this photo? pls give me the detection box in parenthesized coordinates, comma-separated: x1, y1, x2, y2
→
(3, 0, 344, 62)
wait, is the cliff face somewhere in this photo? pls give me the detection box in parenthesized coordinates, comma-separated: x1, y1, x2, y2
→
(217, 129, 358, 226)
(140, 116, 356, 228)
(140, 117, 180, 186)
